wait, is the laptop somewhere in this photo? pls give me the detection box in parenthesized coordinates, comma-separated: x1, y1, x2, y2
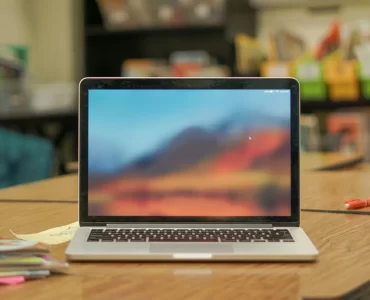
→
(65, 77, 319, 261)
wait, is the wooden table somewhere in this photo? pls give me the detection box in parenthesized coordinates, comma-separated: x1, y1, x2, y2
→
(0, 174, 77, 202)
(300, 152, 364, 171)
(64, 152, 365, 175)
(1, 159, 370, 299)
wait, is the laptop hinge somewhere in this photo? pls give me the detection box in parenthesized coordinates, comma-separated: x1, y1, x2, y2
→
(106, 224, 274, 229)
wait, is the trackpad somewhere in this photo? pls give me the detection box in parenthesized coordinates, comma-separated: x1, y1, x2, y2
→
(150, 244, 233, 254)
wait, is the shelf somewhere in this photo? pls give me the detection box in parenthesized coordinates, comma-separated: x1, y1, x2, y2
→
(0, 109, 77, 125)
(85, 24, 224, 37)
(301, 100, 370, 113)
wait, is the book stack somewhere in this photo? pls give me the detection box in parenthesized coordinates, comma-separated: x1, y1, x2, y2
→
(0, 238, 69, 285)
(121, 51, 231, 78)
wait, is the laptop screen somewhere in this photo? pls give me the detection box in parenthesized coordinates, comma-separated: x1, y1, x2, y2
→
(88, 89, 291, 217)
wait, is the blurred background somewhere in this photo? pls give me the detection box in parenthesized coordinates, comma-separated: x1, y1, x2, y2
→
(0, 0, 369, 188)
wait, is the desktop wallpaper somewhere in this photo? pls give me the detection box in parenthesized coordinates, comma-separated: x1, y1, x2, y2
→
(88, 89, 291, 217)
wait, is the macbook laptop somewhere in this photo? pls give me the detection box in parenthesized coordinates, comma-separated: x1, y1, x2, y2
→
(65, 77, 319, 261)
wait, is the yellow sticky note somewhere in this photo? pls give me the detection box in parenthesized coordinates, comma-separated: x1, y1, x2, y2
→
(11, 222, 79, 245)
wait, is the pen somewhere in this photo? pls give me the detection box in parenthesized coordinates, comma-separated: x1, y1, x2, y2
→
(302, 208, 370, 215)
(344, 198, 370, 210)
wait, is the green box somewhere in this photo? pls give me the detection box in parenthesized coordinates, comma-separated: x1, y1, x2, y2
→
(362, 81, 370, 99)
(358, 61, 370, 99)
(294, 60, 326, 100)
(300, 82, 327, 100)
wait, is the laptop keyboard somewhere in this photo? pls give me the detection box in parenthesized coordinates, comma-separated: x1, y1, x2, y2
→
(87, 229, 294, 243)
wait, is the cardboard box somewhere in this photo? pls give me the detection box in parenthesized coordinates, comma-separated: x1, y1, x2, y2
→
(324, 61, 359, 100)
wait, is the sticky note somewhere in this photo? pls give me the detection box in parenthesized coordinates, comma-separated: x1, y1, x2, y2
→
(11, 222, 79, 245)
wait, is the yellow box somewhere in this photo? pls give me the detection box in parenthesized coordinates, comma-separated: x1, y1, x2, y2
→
(329, 83, 359, 101)
(324, 61, 359, 100)
(324, 61, 357, 84)
(261, 62, 291, 77)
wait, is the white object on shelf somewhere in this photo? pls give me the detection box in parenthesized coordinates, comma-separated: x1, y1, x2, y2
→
(30, 83, 76, 112)
(158, 5, 174, 21)
(195, 3, 211, 19)
(109, 11, 129, 24)
(297, 63, 320, 81)
(265, 64, 289, 77)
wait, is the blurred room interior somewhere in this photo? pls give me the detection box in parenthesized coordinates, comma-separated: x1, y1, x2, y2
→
(1, 0, 370, 188)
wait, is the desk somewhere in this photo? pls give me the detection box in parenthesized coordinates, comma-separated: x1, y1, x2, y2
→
(0, 174, 77, 202)
(300, 152, 364, 171)
(64, 153, 365, 174)
(1, 167, 370, 298)
(2, 203, 370, 299)
(302, 169, 370, 212)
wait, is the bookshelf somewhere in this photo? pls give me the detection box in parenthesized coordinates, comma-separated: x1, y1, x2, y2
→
(85, 24, 225, 37)
(301, 99, 370, 114)
(83, 0, 256, 77)
(82, 0, 370, 112)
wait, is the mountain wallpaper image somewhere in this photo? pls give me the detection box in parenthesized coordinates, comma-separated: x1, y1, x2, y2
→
(88, 89, 291, 217)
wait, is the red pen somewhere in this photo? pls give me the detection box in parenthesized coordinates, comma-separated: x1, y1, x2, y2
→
(344, 198, 370, 210)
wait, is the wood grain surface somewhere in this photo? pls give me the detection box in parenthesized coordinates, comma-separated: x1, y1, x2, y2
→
(300, 152, 364, 171)
(1, 202, 370, 299)
(1, 155, 370, 299)
(302, 169, 370, 212)
(0, 174, 78, 202)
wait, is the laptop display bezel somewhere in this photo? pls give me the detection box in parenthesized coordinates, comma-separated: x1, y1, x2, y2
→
(79, 78, 300, 226)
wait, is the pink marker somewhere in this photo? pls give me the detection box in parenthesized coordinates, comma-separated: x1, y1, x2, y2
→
(0, 276, 25, 285)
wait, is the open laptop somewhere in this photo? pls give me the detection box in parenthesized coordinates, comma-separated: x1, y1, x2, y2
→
(65, 77, 319, 261)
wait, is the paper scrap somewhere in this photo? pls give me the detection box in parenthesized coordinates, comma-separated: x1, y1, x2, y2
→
(11, 222, 79, 245)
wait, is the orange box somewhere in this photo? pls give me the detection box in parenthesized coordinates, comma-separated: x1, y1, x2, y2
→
(261, 62, 291, 77)
(324, 61, 359, 100)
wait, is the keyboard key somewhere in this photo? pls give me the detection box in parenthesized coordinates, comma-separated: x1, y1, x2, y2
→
(185, 238, 216, 242)
(87, 238, 100, 242)
(149, 238, 174, 242)
(130, 238, 147, 242)
(87, 229, 294, 243)
(89, 234, 104, 238)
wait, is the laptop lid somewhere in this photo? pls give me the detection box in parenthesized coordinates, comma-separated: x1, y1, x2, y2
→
(79, 78, 299, 227)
